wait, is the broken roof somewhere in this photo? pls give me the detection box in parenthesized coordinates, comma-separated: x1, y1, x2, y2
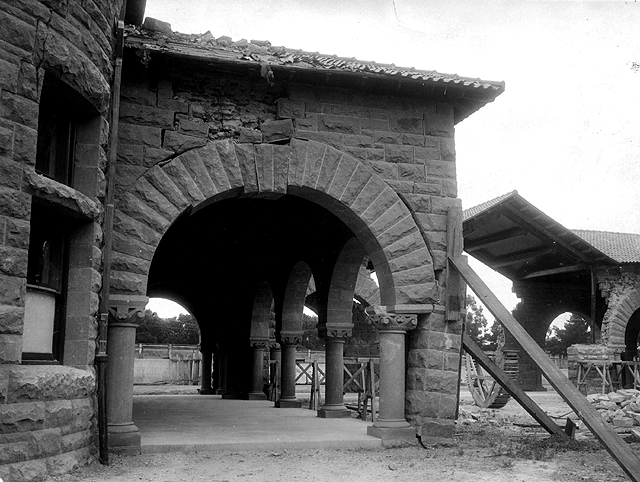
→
(124, 19, 505, 124)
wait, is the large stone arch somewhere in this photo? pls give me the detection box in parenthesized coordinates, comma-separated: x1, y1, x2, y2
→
(111, 138, 435, 307)
(603, 289, 640, 351)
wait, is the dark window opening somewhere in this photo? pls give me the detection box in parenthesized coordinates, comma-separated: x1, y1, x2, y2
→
(35, 74, 94, 187)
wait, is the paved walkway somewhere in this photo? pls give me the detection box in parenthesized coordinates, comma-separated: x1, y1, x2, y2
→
(133, 394, 381, 454)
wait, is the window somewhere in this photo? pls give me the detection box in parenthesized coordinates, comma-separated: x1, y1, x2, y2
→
(23, 203, 69, 361)
(35, 76, 80, 186)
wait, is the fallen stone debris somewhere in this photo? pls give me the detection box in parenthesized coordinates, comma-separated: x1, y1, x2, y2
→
(587, 388, 640, 435)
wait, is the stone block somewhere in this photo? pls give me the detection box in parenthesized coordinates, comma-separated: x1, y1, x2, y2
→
(384, 144, 414, 163)
(47, 447, 92, 476)
(375, 216, 419, 250)
(0, 216, 29, 250)
(440, 137, 456, 162)
(390, 115, 423, 134)
(405, 389, 440, 418)
(398, 163, 425, 182)
(162, 130, 207, 153)
(0, 402, 45, 433)
(142, 16, 172, 33)
(366, 160, 396, 181)
(414, 145, 440, 161)
(426, 160, 456, 179)
(238, 127, 262, 143)
(0, 58, 19, 94)
(341, 146, 367, 161)
(365, 148, 385, 162)
(305, 102, 331, 114)
(318, 115, 360, 134)
(361, 118, 389, 131)
(293, 116, 317, 131)
(119, 123, 162, 148)
(110, 270, 146, 295)
(260, 119, 294, 143)
(393, 266, 434, 286)
(296, 130, 344, 149)
(369, 201, 409, 238)
(0, 10, 36, 53)
(7, 365, 95, 404)
(0, 304, 24, 335)
(408, 349, 444, 370)
(343, 134, 373, 148)
(0, 273, 25, 307)
(401, 133, 425, 146)
(177, 116, 209, 137)
(373, 131, 402, 145)
(12, 123, 37, 165)
(119, 103, 174, 128)
(276, 98, 305, 119)
(424, 114, 454, 137)
(430, 196, 461, 215)
(428, 331, 461, 352)
(3, 458, 48, 482)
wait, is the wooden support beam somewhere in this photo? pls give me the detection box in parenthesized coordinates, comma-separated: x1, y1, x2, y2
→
(446, 206, 465, 322)
(462, 332, 566, 437)
(450, 255, 640, 482)
(464, 227, 526, 252)
(519, 264, 588, 280)
(490, 247, 555, 268)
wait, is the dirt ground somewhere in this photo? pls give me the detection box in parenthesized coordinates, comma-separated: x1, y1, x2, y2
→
(50, 386, 636, 482)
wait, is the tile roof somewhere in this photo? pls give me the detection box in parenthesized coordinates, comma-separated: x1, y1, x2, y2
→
(463, 191, 640, 265)
(463, 190, 518, 220)
(572, 230, 640, 264)
(124, 22, 505, 105)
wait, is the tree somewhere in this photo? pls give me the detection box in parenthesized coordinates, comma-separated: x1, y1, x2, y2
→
(466, 294, 488, 346)
(301, 313, 323, 350)
(466, 294, 503, 351)
(135, 310, 200, 345)
(545, 314, 591, 357)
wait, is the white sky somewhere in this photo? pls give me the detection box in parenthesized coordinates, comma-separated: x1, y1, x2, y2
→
(143, 0, 640, 324)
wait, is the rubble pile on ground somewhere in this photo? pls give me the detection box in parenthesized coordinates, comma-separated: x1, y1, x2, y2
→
(588, 388, 640, 434)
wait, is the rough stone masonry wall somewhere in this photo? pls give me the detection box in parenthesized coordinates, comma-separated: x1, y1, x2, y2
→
(597, 265, 640, 351)
(0, 0, 122, 478)
(116, 59, 462, 425)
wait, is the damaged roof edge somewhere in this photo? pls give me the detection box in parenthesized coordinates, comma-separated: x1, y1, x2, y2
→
(123, 25, 505, 122)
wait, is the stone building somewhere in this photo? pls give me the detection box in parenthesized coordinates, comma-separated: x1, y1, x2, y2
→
(0, 0, 504, 477)
(463, 191, 640, 390)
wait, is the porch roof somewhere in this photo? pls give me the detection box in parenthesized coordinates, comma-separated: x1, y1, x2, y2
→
(462, 191, 627, 282)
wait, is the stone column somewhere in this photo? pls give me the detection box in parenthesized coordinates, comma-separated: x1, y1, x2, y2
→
(248, 339, 268, 400)
(106, 295, 148, 454)
(275, 333, 301, 408)
(318, 331, 350, 418)
(269, 342, 281, 400)
(199, 345, 214, 394)
(367, 312, 417, 441)
(216, 344, 227, 395)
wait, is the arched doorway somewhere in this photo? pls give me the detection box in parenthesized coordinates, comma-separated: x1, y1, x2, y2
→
(105, 139, 437, 449)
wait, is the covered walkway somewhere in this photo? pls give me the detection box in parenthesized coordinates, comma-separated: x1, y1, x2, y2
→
(133, 395, 381, 454)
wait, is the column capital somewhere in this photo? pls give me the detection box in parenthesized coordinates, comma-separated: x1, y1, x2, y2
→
(278, 331, 302, 346)
(250, 338, 270, 349)
(108, 295, 149, 324)
(368, 312, 417, 332)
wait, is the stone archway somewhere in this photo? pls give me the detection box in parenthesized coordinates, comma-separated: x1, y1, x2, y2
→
(107, 137, 438, 449)
(602, 289, 640, 351)
(110, 138, 436, 307)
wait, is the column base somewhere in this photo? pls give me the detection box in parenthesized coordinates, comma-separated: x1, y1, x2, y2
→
(215, 388, 226, 395)
(318, 406, 352, 418)
(367, 425, 416, 446)
(247, 392, 267, 400)
(275, 398, 301, 408)
(199, 388, 215, 395)
(107, 422, 141, 455)
(222, 392, 243, 400)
